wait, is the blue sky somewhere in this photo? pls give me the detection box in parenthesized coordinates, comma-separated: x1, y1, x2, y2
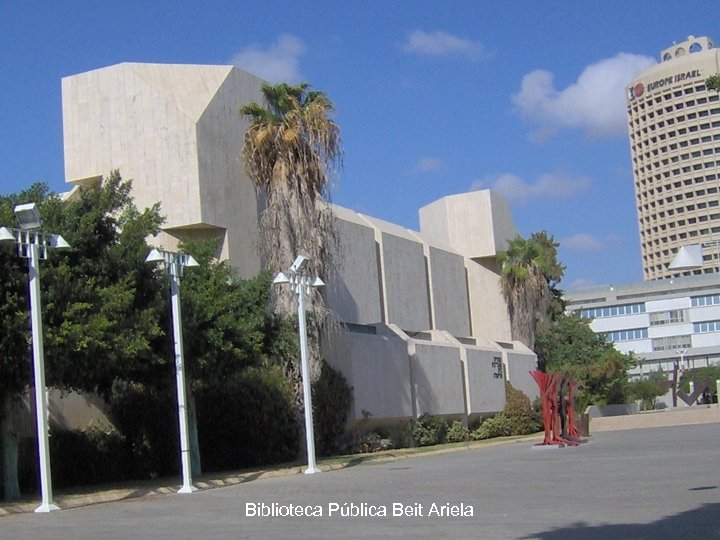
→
(1, 1, 719, 290)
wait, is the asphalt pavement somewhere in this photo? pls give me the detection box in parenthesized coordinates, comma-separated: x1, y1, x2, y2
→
(1, 423, 719, 539)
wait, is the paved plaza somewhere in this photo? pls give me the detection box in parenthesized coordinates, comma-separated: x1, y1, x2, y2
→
(1, 422, 719, 539)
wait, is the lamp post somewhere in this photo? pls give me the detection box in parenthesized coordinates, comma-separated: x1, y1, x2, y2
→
(0, 203, 70, 513)
(145, 248, 199, 493)
(273, 255, 324, 475)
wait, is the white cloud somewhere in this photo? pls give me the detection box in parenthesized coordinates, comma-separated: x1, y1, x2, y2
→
(561, 233, 606, 251)
(470, 172, 591, 203)
(415, 156, 444, 172)
(513, 53, 656, 138)
(402, 30, 486, 59)
(228, 34, 305, 83)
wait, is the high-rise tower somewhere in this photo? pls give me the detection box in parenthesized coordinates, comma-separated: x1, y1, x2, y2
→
(626, 35, 720, 280)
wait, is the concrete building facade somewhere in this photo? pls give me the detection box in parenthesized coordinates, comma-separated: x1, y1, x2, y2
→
(626, 35, 720, 280)
(61, 63, 538, 427)
(566, 274, 720, 407)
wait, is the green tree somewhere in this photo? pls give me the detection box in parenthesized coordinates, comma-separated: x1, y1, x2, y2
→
(240, 82, 341, 317)
(42, 171, 166, 397)
(240, 82, 344, 456)
(0, 173, 168, 499)
(706, 74, 720, 92)
(498, 231, 565, 348)
(628, 369, 668, 411)
(178, 240, 275, 474)
(178, 239, 301, 470)
(535, 313, 634, 410)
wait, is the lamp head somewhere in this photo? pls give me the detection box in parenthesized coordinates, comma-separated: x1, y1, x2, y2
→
(0, 227, 15, 242)
(145, 248, 166, 264)
(290, 255, 309, 273)
(50, 234, 71, 250)
(273, 272, 290, 285)
(13, 203, 42, 231)
(183, 255, 199, 267)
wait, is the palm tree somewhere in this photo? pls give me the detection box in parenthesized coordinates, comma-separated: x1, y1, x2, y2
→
(498, 231, 565, 348)
(240, 82, 341, 317)
(240, 82, 342, 431)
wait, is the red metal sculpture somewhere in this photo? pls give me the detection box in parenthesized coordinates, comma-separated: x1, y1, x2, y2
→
(530, 370, 580, 446)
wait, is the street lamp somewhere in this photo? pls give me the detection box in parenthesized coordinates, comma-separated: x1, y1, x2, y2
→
(145, 248, 199, 494)
(273, 255, 324, 475)
(0, 203, 70, 513)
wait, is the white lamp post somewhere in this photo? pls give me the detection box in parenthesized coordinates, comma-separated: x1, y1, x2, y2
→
(145, 248, 199, 493)
(0, 203, 70, 513)
(273, 255, 324, 475)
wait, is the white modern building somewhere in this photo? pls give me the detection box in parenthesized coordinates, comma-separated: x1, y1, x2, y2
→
(626, 35, 720, 280)
(60, 62, 538, 427)
(566, 274, 720, 406)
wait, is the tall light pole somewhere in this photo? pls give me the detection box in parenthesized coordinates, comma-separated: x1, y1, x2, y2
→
(273, 255, 324, 475)
(145, 248, 199, 494)
(0, 203, 70, 513)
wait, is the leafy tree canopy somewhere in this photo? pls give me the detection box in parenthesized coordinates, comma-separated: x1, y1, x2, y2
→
(535, 313, 635, 410)
(178, 237, 299, 390)
(706, 74, 720, 93)
(41, 171, 167, 398)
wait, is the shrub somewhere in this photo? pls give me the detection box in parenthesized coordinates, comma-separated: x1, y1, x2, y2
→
(469, 384, 541, 441)
(411, 414, 447, 447)
(109, 380, 178, 479)
(445, 421, 469, 443)
(312, 360, 353, 456)
(505, 382, 532, 416)
(470, 415, 512, 440)
(196, 366, 298, 472)
(378, 422, 414, 450)
(503, 382, 542, 435)
(50, 424, 132, 488)
(343, 431, 393, 454)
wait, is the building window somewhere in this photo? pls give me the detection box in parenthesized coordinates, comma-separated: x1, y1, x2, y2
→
(692, 294, 720, 307)
(652, 335, 692, 351)
(605, 328, 649, 342)
(694, 320, 720, 333)
(581, 303, 646, 319)
(649, 309, 687, 326)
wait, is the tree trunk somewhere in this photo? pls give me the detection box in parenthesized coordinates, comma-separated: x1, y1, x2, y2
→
(1, 395, 21, 501)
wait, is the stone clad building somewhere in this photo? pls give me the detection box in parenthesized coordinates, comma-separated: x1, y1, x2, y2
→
(61, 62, 538, 427)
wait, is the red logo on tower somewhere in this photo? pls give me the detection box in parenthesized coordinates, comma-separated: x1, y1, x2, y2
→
(628, 82, 645, 100)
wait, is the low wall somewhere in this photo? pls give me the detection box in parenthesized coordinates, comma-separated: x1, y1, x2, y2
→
(585, 404, 639, 419)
